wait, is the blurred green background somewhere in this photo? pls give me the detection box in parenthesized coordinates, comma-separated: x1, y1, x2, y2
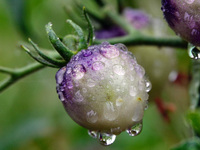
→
(0, 0, 195, 149)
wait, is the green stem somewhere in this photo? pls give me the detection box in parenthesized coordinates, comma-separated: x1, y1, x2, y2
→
(94, 35, 187, 48)
(0, 63, 45, 93)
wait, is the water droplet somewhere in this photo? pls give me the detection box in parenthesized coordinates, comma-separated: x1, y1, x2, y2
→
(188, 45, 200, 59)
(104, 102, 118, 121)
(185, 0, 195, 4)
(56, 67, 66, 84)
(115, 43, 128, 52)
(87, 79, 96, 87)
(66, 67, 72, 74)
(116, 97, 124, 106)
(135, 65, 145, 78)
(72, 64, 86, 80)
(130, 86, 137, 97)
(145, 79, 152, 92)
(74, 90, 84, 102)
(126, 122, 143, 136)
(88, 130, 97, 138)
(86, 110, 98, 123)
(97, 132, 116, 146)
(82, 49, 93, 57)
(92, 61, 105, 71)
(100, 45, 119, 59)
(145, 101, 149, 110)
(113, 64, 125, 75)
(184, 12, 193, 22)
(191, 29, 200, 36)
(58, 92, 65, 101)
(66, 81, 73, 89)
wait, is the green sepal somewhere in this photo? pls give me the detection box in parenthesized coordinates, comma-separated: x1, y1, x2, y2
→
(21, 45, 59, 68)
(28, 38, 66, 67)
(45, 22, 75, 62)
(62, 35, 79, 51)
(66, 20, 87, 51)
(83, 7, 94, 46)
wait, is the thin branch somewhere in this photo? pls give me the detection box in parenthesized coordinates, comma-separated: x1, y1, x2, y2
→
(94, 34, 188, 49)
(0, 63, 45, 93)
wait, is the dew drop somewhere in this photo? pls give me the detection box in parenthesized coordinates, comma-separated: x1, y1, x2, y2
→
(126, 122, 143, 136)
(115, 43, 128, 52)
(130, 86, 137, 97)
(87, 79, 96, 87)
(100, 45, 119, 59)
(104, 102, 118, 121)
(58, 92, 65, 101)
(86, 110, 98, 123)
(113, 64, 125, 75)
(82, 49, 93, 57)
(185, 0, 195, 4)
(145, 79, 152, 92)
(97, 132, 116, 146)
(92, 61, 105, 71)
(184, 12, 193, 22)
(188, 45, 200, 59)
(56, 67, 66, 84)
(72, 64, 86, 80)
(135, 65, 145, 78)
(74, 90, 84, 102)
(67, 81, 73, 89)
(66, 67, 72, 74)
(88, 130, 98, 138)
(191, 29, 200, 36)
(145, 101, 149, 110)
(116, 97, 124, 106)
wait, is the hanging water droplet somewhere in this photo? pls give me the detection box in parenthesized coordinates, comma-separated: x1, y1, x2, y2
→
(88, 130, 98, 138)
(113, 64, 125, 75)
(145, 79, 152, 92)
(97, 132, 116, 146)
(188, 45, 200, 59)
(145, 101, 149, 110)
(126, 122, 143, 136)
